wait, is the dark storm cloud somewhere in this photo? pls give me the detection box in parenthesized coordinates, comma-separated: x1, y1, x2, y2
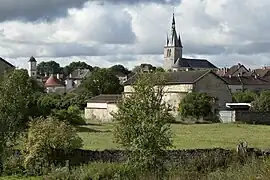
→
(0, 0, 180, 22)
(0, 0, 89, 22)
(103, 0, 180, 4)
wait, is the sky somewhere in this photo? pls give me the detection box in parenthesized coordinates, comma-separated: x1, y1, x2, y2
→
(1, 0, 270, 70)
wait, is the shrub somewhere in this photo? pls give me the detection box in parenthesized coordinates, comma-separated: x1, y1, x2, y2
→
(178, 92, 215, 120)
(2, 153, 25, 176)
(22, 117, 83, 175)
(112, 72, 173, 174)
(51, 105, 86, 125)
(232, 90, 257, 103)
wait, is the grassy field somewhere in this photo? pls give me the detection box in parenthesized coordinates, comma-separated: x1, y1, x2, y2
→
(78, 122, 270, 150)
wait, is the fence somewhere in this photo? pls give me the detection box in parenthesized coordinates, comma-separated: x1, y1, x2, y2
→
(219, 110, 270, 124)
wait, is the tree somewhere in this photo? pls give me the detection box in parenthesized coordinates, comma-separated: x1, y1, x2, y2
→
(37, 61, 62, 75)
(22, 117, 83, 175)
(178, 92, 215, 120)
(155, 67, 165, 72)
(0, 69, 42, 171)
(112, 73, 174, 173)
(63, 61, 93, 75)
(51, 105, 86, 125)
(233, 90, 257, 103)
(80, 68, 123, 97)
(109, 64, 130, 75)
(251, 91, 270, 112)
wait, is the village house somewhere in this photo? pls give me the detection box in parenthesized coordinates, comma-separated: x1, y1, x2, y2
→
(221, 75, 270, 93)
(85, 70, 232, 122)
(85, 94, 122, 122)
(216, 63, 252, 77)
(27, 56, 92, 93)
(215, 63, 270, 93)
(0, 57, 15, 74)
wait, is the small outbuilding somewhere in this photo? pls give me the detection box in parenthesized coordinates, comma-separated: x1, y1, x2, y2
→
(85, 94, 122, 122)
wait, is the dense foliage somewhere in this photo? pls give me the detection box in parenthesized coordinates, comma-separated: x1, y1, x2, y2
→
(112, 73, 174, 173)
(232, 90, 258, 103)
(80, 68, 123, 97)
(0, 69, 44, 172)
(178, 92, 215, 120)
(251, 90, 270, 112)
(37, 61, 62, 75)
(22, 117, 83, 175)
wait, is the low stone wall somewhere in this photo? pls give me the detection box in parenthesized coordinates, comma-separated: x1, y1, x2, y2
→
(50, 148, 237, 166)
(236, 110, 270, 124)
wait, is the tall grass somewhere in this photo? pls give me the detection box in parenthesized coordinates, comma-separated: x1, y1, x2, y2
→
(43, 157, 270, 180)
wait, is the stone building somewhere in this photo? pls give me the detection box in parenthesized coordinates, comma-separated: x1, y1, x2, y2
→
(163, 14, 217, 71)
(0, 57, 14, 74)
(85, 70, 232, 121)
(44, 75, 66, 93)
(216, 63, 252, 77)
(221, 75, 270, 93)
(124, 70, 232, 116)
(85, 94, 122, 122)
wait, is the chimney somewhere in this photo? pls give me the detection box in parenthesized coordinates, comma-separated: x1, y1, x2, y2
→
(255, 74, 258, 79)
(248, 68, 251, 72)
(57, 74, 60, 79)
(69, 74, 72, 78)
(238, 63, 241, 68)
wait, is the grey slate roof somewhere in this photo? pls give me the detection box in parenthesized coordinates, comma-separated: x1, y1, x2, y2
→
(87, 94, 122, 103)
(69, 69, 91, 80)
(221, 76, 270, 85)
(28, 56, 37, 62)
(124, 70, 216, 85)
(173, 58, 217, 69)
(0, 57, 15, 67)
(253, 68, 270, 77)
(216, 63, 253, 77)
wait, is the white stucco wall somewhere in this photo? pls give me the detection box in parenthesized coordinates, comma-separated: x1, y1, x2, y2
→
(85, 102, 118, 122)
(46, 86, 66, 93)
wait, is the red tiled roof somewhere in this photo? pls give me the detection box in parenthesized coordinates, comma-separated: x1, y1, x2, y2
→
(45, 75, 64, 87)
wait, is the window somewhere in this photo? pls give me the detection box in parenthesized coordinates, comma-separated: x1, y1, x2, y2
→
(167, 49, 171, 57)
(32, 72, 35, 75)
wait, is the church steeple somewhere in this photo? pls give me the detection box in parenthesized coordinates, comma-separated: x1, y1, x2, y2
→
(163, 13, 183, 71)
(167, 13, 182, 47)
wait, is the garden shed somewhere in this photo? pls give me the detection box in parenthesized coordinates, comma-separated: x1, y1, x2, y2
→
(84, 94, 122, 122)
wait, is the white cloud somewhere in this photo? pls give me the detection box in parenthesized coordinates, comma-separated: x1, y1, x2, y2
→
(1, 0, 270, 70)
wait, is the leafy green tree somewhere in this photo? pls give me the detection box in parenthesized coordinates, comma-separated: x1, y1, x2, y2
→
(178, 92, 215, 120)
(112, 73, 173, 173)
(0, 69, 41, 171)
(37, 61, 62, 75)
(22, 117, 83, 175)
(63, 61, 93, 75)
(80, 68, 123, 97)
(37, 93, 62, 117)
(52, 105, 86, 125)
(251, 90, 270, 112)
(233, 90, 257, 103)
(109, 64, 130, 75)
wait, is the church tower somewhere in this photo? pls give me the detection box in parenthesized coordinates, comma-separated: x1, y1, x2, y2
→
(28, 56, 37, 78)
(164, 13, 183, 71)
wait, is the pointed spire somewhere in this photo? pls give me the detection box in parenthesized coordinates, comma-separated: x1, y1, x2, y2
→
(178, 33, 183, 48)
(172, 13, 175, 28)
(166, 34, 169, 46)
